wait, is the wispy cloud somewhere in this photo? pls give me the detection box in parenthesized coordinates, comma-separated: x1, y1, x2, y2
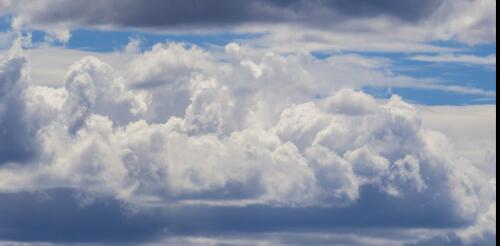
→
(411, 54, 496, 67)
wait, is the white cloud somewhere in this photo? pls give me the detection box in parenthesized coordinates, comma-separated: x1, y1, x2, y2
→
(24, 46, 131, 87)
(62, 56, 147, 130)
(128, 43, 212, 88)
(411, 54, 496, 67)
(43, 28, 71, 44)
(420, 105, 496, 177)
(0, 38, 495, 244)
(323, 88, 378, 115)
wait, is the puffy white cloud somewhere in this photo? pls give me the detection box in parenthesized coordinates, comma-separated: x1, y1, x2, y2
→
(62, 56, 148, 131)
(184, 76, 236, 135)
(0, 39, 495, 244)
(128, 43, 212, 88)
(324, 88, 378, 115)
(344, 147, 390, 182)
(304, 145, 359, 206)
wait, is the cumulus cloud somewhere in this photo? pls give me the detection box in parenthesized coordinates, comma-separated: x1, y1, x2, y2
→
(0, 39, 495, 245)
(62, 56, 148, 130)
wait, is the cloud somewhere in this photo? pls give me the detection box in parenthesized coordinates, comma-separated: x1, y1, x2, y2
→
(0, 40, 496, 244)
(6, 0, 443, 28)
(0, 0, 11, 16)
(419, 105, 496, 174)
(0, 189, 459, 244)
(2, 0, 496, 48)
(62, 56, 147, 131)
(411, 54, 497, 67)
(0, 38, 39, 165)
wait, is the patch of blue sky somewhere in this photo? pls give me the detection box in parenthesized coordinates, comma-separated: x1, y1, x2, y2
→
(1, 16, 263, 51)
(316, 42, 496, 105)
(428, 40, 497, 56)
(311, 54, 495, 105)
(31, 28, 263, 52)
(395, 60, 495, 89)
(363, 86, 495, 106)
(0, 16, 11, 32)
(30, 30, 46, 43)
(310, 51, 333, 60)
(361, 57, 496, 105)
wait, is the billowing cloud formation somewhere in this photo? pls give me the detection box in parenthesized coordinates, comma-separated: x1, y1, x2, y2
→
(0, 39, 495, 245)
(2, 0, 496, 46)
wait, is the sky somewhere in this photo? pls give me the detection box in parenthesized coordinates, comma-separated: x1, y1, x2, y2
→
(0, 0, 496, 245)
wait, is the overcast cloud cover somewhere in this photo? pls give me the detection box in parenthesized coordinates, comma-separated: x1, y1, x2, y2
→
(0, 1, 496, 245)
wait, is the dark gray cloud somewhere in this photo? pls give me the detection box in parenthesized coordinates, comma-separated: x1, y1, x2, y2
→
(18, 0, 444, 29)
(320, 0, 443, 21)
(0, 185, 466, 244)
(0, 189, 166, 243)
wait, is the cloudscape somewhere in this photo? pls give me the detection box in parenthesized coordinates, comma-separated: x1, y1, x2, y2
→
(0, 0, 496, 245)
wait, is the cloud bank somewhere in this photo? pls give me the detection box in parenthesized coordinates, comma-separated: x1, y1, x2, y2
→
(6, 0, 443, 27)
(0, 38, 496, 245)
(2, 0, 496, 47)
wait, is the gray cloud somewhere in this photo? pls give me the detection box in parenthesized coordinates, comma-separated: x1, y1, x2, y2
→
(13, 0, 444, 29)
(320, 0, 443, 21)
(0, 189, 166, 243)
(2, 0, 495, 47)
(0, 186, 464, 244)
(0, 53, 38, 165)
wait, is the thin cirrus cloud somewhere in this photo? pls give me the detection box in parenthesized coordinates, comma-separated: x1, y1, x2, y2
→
(411, 54, 497, 67)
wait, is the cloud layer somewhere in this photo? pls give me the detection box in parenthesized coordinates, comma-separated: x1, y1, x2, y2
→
(2, 0, 496, 47)
(0, 38, 496, 244)
(4, 0, 444, 27)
